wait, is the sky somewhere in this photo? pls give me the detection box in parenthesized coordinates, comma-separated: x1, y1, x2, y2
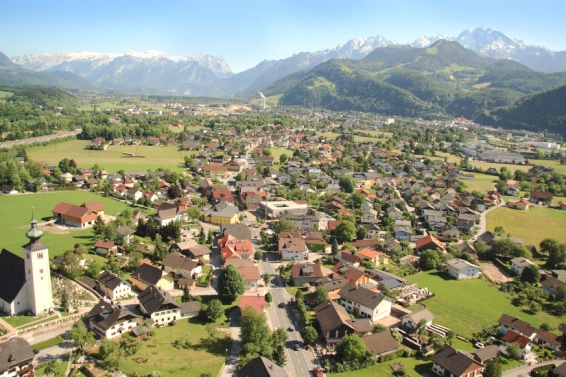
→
(1, 0, 565, 73)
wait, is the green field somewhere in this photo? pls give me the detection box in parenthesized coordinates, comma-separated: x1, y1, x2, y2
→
(118, 318, 231, 377)
(26, 140, 197, 174)
(486, 206, 566, 246)
(268, 146, 292, 165)
(405, 271, 562, 339)
(0, 90, 13, 100)
(460, 173, 497, 194)
(0, 191, 138, 257)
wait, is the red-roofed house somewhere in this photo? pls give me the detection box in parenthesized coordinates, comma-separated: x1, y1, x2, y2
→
(502, 330, 533, 359)
(358, 248, 389, 266)
(415, 234, 446, 253)
(52, 202, 103, 228)
(240, 295, 267, 315)
(218, 234, 254, 262)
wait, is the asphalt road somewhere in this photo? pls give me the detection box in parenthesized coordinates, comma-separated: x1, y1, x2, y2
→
(260, 260, 318, 377)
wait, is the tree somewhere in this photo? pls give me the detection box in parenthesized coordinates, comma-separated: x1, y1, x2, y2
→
(332, 238, 339, 255)
(483, 358, 502, 377)
(207, 230, 213, 244)
(272, 343, 286, 367)
(59, 288, 69, 312)
(372, 324, 387, 333)
(265, 292, 273, 303)
(279, 153, 288, 165)
(182, 286, 191, 302)
(337, 334, 370, 364)
(98, 338, 120, 369)
(356, 227, 368, 240)
(494, 226, 506, 236)
(119, 333, 141, 356)
(198, 231, 205, 244)
(70, 320, 95, 353)
(300, 325, 318, 345)
(206, 299, 223, 321)
(262, 273, 271, 286)
(218, 264, 245, 303)
(339, 177, 355, 193)
(275, 218, 295, 233)
(153, 234, 167, 261)
(419, 250, 441, 270)
(541, 238, 566, 268)
(187, 207, 202, 220)
(92, 215, 106, 238)
(60, 249, 82, 279)
(254, 250, 262, 261)
(521, 265, 541, 284)
(506, 342, 522, 359)
(334, 220, 356, 243)
(313, 285, 329, 304)
(44, 360, 66, 377)
(240, 306, 272, 360)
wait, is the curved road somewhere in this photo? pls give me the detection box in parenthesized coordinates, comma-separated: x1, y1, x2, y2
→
(478, 197, 506, 235)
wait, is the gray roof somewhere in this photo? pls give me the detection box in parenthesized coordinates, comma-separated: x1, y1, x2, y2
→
(314, 300, 370, 335)
(131, 264, 163, 285)
(0, 337, 34, 372)
(205, 201, 238, 218)
(338, 282, 391, 310)
(98, 270, 125, 290)
(362, 331, 400, 355)
(430, 345, 482, 376)
(234, 356, 289, 377)
(221, 223, 252, 240)
(446, 258, 480, 271)
(83, 300, 140, 331)
(138, 285, 180, 315)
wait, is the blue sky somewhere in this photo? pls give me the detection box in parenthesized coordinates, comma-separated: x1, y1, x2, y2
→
(1, 0, 565, 73)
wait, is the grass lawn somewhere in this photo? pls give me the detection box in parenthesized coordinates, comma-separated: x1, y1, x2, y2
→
(267, 146, 291, 165)
(405, 271, 562, 339)
(486, 206, 566, 245)
(1, 314, 57, 328)
(460, 173, 497, 194)
(0, 90, 13, 100)
(26, 139, 197, 174)
(118, 318, 231, 377)
(32, 335, 65, 352)
(336, 355, 432, 377)
(0, 191, 139, 257)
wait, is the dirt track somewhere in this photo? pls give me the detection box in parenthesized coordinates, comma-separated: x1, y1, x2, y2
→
(481, 262, 514, 284)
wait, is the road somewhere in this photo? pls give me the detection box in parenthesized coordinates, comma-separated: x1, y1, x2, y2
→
(502, 359, 564, 377)
(260, 260, 318, 377)
(478, 197, 506, 235)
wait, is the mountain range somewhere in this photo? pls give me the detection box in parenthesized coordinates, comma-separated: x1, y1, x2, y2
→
(6, 27, 566, 97)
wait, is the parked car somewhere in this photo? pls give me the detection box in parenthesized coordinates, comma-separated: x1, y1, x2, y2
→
(287, 326, 294, 332)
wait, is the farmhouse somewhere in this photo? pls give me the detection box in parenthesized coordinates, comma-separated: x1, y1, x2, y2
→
(129, 263, 174, 291)
(0, 337, 35, 377)
(314, 300, 372, 344)
(52, 201, 105, 227)
(498, 314, 537, 340)
(83, 299, 140, 339)
(97, 270, 132, 300)
(161, 252, 202, 279)
(137, 285, 181, 326)
(530, 190, 553, 205)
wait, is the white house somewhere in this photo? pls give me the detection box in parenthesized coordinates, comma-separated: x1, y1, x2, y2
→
(161, 252, 202, 279)
(97, 270, 132, 300)
(446, 258, 482, 280)
(401, 308, 435, 332)
(83, 299, 140, 339)
(137, 285, 181, 326)
(510, 257, 536, 277)
(338, 283, 392, 321)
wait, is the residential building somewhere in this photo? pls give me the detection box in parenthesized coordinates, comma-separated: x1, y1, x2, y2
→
(430, 345, 483, 377)
(129, 264, 174, 291)
(83, 299, 140, 339)
(0, 337, 35, 377)
(97, 270, 132, 300)
(530, 191, 553, 205)
(291, 263, 324, 286)
(510, 257, 536, 277)
(314, 300, 372, 344)
(415, 234, 446, 253)
(497, 314, 537, 340)
(238, 266, 262, 291)
(362, 331, 400, 358)
(162, 252, 202, 279)
(137, 285, 181, 326)
(338, 283, 392, 321)
(203, 202, 240, 225)
(278, 235, 309, 261)
(240, 295, 267, 315)
(401, 308, 435, 332)
(446, 259, 482, 280)
(51, 202, 102, 227)
(234, 356, 289, 377)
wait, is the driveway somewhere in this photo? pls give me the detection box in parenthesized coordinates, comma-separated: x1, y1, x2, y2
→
(218, 310, 241, 377)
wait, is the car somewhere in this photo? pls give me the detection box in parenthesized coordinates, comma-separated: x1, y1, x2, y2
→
(287, 326, 294, 332)
(295, 342, 301, 350)
(278, 302, 285, 308)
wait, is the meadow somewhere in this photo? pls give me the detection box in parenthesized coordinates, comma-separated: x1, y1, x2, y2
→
(486, 206, 566, 245)
(0, 191, 136, 257)
(117, 318, 231, 377)
(26, 140, 198, 174)
(405, 271, 562, 340)
(460, 173, 497, 194)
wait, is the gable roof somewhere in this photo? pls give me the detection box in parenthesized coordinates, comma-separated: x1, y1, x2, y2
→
(401, 308, 435, 324)
(234, 356, 289, 377)
(98, 270, 126, 290)
(0, 249, 26, 304)
(162, 252, 199, 272)
(362, 331, 400, 355)
(497, 314, 537, 338)
(138, 285, 179, 315)
(338, 282, 391, 310)
(83, 299, 139, 331)
(130, 264, 163, 285)
(291, 263, 323, 279)
(415, 234, 445, 250)
(0, 338, 34, 372)
(430, 345, 483, 376)
(314, 300, 371, 335)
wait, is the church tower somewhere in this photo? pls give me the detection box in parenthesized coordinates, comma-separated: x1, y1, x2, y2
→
(23, 210, 53, 316)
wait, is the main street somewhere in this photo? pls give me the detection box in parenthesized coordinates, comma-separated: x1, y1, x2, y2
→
(260, 260, 319, 377)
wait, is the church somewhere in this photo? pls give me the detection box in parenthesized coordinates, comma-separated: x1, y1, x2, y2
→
(0, 211, 54, 316)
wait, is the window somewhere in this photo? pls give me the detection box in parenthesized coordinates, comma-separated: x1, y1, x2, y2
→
(39, 269, 43, 274)
(37, 252, 44, 259)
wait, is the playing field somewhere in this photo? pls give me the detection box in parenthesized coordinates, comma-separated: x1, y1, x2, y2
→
(486, 206, 566, 246)
(0, 191, 138, 257)
(26, 140, 198, 174)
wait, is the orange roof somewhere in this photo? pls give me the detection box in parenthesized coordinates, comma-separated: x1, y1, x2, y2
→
(240, 295, 266, 315)
(415, 234, 445, 250)
(358, 248, 379, 259)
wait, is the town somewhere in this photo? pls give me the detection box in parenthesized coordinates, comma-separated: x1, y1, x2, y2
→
(1, 99, 566, 377)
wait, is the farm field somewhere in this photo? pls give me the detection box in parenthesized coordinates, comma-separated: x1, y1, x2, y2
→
(486, 206, 566, 245)
(118, 318, 231, 377)
(26, 140, 197, 174)
(0, 191, 137, 257)
(405, 271, 562, 340)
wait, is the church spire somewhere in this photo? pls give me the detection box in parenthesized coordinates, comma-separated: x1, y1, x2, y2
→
(26, 207, 44, 242)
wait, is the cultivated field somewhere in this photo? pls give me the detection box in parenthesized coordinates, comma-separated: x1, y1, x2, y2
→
(0, 191, 137, 257)
(405, 271, 562, 339)
(26, 140, 198, 174)
(118, 318, 231, 377)
(486, 206, 566, 246)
